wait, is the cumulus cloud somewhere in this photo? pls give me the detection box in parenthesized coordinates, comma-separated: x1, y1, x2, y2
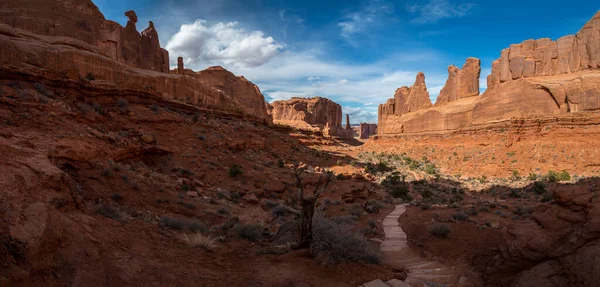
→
(338, 0, 394, 39)
(343, 106, 379, 124)
(265, 91, 309, 102)
(408, 0, 476, 24)
(338, 79, 349, 85)
(166, 20, 285, 68)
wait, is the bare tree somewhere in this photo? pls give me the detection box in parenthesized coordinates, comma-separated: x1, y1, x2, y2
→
(282, 164, 332, 249)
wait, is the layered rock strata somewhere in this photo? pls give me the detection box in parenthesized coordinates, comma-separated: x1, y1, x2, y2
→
(271, 97, 353, 138)
(378, 11, 600, 135)
(0, 0, 271, 121)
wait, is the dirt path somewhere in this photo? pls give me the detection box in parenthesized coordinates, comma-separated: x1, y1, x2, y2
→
(360, 205, 473, 287)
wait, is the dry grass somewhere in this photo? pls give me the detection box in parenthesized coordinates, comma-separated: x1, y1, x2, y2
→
(181, 233, 216, 250)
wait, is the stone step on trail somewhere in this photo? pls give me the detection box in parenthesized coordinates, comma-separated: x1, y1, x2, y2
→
(359, 204, 475, 286)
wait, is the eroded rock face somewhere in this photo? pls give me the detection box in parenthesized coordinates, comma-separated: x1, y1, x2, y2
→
(0, 1, 169, 72)
(378, 72, 433, 133)
(194, 66, 271, 121)
(435, 57, 481, 105)
(359, 123, 377, 139)
(0, 0, 271, 121)
(481, 181, 600, 287)
(487, 11, 600, 88)
(271, 97, 353, 138)
(377, 11, 600, 135)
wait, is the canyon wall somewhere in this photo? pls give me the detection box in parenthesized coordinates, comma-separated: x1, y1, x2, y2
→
(271, 97, 354, 138)
(0, 0, 271, 121)
(378, 11, 600, 135)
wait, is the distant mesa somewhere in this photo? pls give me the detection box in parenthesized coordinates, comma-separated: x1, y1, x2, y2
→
(271, 97, 354, 139)
(378, 10, 600, 135)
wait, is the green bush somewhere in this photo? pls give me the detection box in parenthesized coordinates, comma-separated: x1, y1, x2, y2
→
(233, 223, 264, 242)
(311, 216, 380, 264)
(424, 163, 437, 175)
(451, 212, 469, 221)
(229, 164, 242, 177)
(532, 181, 547, 194)
(429, 223, 451, 238)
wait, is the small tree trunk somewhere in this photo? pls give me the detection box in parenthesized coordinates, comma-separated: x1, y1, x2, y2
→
(295, 197, 317, 249)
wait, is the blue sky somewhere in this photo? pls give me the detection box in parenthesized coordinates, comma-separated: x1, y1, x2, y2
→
(94, 0, 599, 123)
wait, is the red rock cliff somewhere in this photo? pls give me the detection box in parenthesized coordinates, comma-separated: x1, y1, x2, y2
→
(271, 97, 353, 138)
(0, 0, 272, 121)
(377, 11, 600, 135)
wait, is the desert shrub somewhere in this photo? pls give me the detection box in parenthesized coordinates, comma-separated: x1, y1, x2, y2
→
(465, 208, 478, 216)
(229, 164, 242, 177)
(367, 219, 377, 229)
(181, 233, 215, 250)
(331, 215, 359, 225)
(277, 158, 285, 168)
(85, 72, 95, 81)
(541, 193, 555, 203)
(365, 200, 384, 213)
(451, 212, 469, 221)
(33, 82, 51, 97)
(365, 161, 393, 174)
(424, 163, 437, 175)
(217, 207, 229, 215)
(545, 170, 570, 182)
(527, 173, 538, 180)
(271, 205, 287, 217)
(188, 220, 209, 234)
(96, 204, 124, 220)
(558, 170, 571, 181)
(311, 216, 380, 264)
(532, 181, 547, 194)
(336, 173, 347, 181)
(478, 206, 490, 212)
(110, 193, 123, 201)
(101, 167, 113, 177)
(381, 173, 402, 185)
(408, 161, 420, 171)
(388, 185, 411, 201)
(116, 98, 129, 113)
(429, 223, 451, 238)
(185, 203, 196, 209)
(233, 223, 264, 242)
(420, 203, 431, 210)
(509, 189, 521, 198)
(510, 170, 521, 181)
(265, 200, 278, 209)
(495, 211, 506, 218)
(161, 217, 187, 230)
(514, 206, 533, 216)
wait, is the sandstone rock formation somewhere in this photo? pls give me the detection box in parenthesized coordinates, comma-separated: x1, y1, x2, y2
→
(194, 67, 271, 121)
(378, 72, 433, 133)
(359, 123, 377, 139)
(271, 97, 353, 138)
(0, 0, 271, 122)
(435, 57, 481, 105)
(481, 182, 600, 286)
(378, 11, 600, 135)
(0, 1, 170, 73)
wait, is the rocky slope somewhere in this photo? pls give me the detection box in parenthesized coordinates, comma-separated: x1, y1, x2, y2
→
(271, 97, 354, 138)
(0, 0, 271, 122)
(377, 11, 600, 135)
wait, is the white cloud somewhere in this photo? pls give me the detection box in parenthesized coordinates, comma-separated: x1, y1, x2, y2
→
(265, 91, 309, 102)
(307, 76, 321, 81)
(338, 79, 349, 85)
(338, 0, 394, 39)
(343, 106, 379, 124)
(408, 0, 476, 24)
(165, 20, 285, 68)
